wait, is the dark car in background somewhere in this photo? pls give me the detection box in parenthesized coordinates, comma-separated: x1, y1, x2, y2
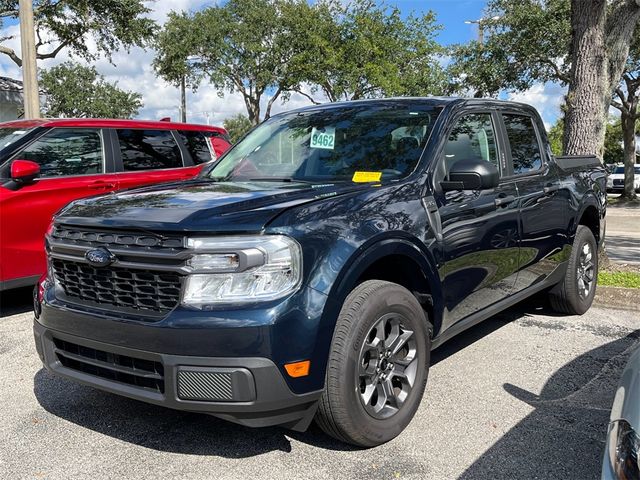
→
(0, 118, 231, 290)
(33, 98, 606, 447)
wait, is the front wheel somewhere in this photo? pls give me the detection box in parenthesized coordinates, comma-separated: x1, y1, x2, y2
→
(315, 280, 430, 447)
(550, 225, 598, 315)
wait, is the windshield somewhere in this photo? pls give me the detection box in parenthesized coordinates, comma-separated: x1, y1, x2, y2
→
(614, 166, 640, 174)
(0, 127, 30, 150)
(207, 104, 440, 183)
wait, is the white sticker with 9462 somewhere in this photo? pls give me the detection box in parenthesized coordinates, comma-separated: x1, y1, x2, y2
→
(310, 127, 335, 150)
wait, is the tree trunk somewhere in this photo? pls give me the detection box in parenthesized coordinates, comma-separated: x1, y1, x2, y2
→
(563, 0, 608, 157)
(243, 95, 261, 126)
(564, 0, 640, 158)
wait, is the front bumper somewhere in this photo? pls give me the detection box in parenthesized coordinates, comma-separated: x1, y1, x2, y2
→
(33, 320, 322, 431)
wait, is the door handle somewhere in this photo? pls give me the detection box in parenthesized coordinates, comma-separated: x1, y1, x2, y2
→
(494, 195, 516, 207)
(88, 181, 116, 190)
(543, 184, 560, 195)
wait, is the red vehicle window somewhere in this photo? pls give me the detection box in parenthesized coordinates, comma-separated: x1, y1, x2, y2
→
(175, 130, 215, 164)
(116, 129, 183, 171)
(16, 128, 104, 177)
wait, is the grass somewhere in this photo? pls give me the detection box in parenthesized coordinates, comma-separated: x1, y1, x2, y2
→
(598, 271, 640, 289)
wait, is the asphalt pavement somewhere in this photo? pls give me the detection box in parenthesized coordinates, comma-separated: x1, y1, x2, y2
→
(2, 289, 639, 480)
(605, 202, 640, 265)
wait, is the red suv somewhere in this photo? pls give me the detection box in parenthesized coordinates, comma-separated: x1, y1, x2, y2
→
(0, 118, 231, 290)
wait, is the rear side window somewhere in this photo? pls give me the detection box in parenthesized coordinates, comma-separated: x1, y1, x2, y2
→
(443, 113, 499, 177)
(116, 129, 182, 171)
(17, 128, 103, 177)
(175, 130, 214, 164)
(502, 114, 543, 174)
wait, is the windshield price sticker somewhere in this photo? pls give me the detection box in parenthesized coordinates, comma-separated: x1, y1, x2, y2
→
(352, 171, 382, 183)
(310, 127, 335, 150)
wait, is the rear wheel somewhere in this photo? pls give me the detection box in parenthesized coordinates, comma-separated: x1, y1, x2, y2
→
(315, 280, 430, 447)
(550, 225, 598, 315)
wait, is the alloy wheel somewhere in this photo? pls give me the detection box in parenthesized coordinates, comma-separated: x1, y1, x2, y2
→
(357, 313, 418, 419)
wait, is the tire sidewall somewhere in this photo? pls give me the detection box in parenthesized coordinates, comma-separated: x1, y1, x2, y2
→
(568, 227, 598, 314)
(336, 283, 430, 445)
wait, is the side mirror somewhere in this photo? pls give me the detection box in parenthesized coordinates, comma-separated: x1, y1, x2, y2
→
(11, 159, 40, 184)
(441, 158, 499, 191)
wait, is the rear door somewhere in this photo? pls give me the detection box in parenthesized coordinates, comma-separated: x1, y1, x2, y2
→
(498, 111, 567, 291)
(435, 110, 521, 331)
(110, 128, 200, 190)
(0, 127, 112, 283)
(174, 130, 218, 168)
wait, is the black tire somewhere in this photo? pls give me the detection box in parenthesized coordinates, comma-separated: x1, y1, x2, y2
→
(315, 280, 430, 447)
(549, 225, 598, 315)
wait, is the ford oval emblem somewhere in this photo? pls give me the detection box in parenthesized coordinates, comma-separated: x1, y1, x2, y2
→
(85, 247, 115, 267)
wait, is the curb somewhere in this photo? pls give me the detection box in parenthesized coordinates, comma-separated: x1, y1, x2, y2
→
(594, 286, 640, 311)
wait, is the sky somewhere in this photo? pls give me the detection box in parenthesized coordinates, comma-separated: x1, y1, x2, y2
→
(0, 0, 565, 129)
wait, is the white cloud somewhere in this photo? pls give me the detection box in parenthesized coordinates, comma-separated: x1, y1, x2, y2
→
(505, 82, 566, 130)
(0, 1, 321, 126)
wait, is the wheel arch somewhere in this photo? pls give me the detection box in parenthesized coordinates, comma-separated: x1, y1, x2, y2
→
(326, 236, 443, 336)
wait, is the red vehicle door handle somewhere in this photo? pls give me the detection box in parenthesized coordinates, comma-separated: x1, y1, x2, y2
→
(88, 181, 116, 190)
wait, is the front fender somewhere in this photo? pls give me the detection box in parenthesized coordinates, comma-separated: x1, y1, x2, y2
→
(302, 234, 443, 388)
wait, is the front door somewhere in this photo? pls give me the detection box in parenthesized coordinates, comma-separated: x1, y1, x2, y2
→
(434, 111, 521, 332)
(0, 127, 114, 282)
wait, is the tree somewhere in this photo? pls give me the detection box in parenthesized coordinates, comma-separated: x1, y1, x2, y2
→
(152, 11, 203, 123)
(611, 31, 640, 199)
(0, 0, 155, 66)
(448, 0, 640, 198)
(563, 0, 640, 164)
(299, 0, 446, 102)
(40, 62, 142, 118)
(447, 0, 571, 97)
(155, 0, 313, 126)
(154, 0, 446, 125)
(547, 115, 625, 164)
(223, 114, 253, 143)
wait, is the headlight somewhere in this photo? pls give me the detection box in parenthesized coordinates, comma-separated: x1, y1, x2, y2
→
(608, 419, 640, 480)
(181, 235, 302, 307)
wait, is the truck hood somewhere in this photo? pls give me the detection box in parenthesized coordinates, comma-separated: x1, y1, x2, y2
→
(56, 179, 364, 233)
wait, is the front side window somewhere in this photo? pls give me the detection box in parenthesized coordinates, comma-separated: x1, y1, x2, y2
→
(0, 127, 31, 150)
(16, 128, 103, 177)
(207, 104, 440, 183)
(117, 129, 182, 171)
(175, 130, 214, 164)
(443, 113, 499, 177)
(502, 114, 543, 174)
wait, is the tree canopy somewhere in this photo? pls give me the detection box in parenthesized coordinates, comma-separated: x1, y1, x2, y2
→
(153, 0, 446, 125)
(223, 114, 253, 143)
(40, 61, 143, 118)
(0, 0, 156, 66)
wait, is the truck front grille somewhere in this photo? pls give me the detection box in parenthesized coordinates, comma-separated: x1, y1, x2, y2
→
(53, 337, 165, 393)
(52, 259, 182, 316)
(48, 226, 188, 319)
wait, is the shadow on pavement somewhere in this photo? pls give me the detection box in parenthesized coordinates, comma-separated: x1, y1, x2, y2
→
(0, 286, 34, 317)
(459, 329, 640, 479)
(33, 367, 356, 457)
(32, 293, 634, 465)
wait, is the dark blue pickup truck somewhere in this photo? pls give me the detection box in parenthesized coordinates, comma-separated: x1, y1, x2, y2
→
(33, 98, 606, 447)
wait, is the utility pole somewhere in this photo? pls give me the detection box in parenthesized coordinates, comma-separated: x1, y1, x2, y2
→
(19, 0, 40, 118)
(464, 16, 501, 98)
(180, 74, 186, 122)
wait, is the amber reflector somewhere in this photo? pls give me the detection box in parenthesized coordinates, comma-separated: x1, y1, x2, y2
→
(284, 360, 311, 378)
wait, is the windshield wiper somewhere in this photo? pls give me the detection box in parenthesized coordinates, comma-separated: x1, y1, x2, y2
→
(247, 177, 315, 184)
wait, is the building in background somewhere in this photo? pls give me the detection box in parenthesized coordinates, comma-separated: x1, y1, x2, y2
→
(0, 76, 24, 121)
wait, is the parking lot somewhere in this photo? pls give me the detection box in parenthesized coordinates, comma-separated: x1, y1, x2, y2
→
(1, 289, 638, 480)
